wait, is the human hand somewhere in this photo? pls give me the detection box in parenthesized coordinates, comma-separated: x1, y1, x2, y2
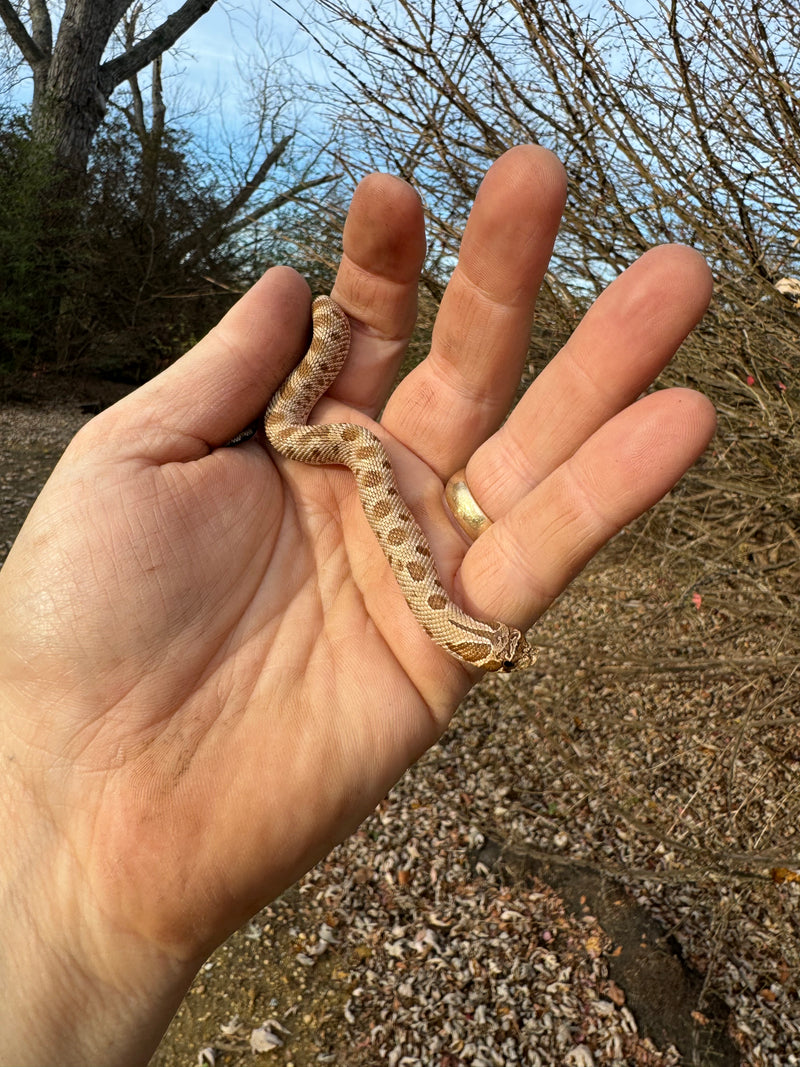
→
(0, 145, 715, 1066)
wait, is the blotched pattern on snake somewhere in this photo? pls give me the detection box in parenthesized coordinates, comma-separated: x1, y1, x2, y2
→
(264, 295, 538, 672)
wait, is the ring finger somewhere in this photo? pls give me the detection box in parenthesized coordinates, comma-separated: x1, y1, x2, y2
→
(458, 243, 713, 526)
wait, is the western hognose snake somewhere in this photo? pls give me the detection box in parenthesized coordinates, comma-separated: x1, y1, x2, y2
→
(264, 296, 537, 672)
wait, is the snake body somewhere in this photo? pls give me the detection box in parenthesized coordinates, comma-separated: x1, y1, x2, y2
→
(264, 296, 538, 672)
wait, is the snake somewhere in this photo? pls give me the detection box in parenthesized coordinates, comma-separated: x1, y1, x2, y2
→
(263, 295, 538, 672)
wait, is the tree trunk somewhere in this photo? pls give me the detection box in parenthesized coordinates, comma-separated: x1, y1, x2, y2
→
(32, 5, 120, 190)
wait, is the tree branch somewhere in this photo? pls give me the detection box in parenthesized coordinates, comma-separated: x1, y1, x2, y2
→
(172, 135, 294, 266)
(98, 0, 218, 95)
(222, 134, 293, 225)
(0, 0, 48, 65)
(150, 54, 165, 143)
(220, 172, 342, 238)
(126, 69, 146, 141)
(28, 0, 52, 57)
(179, 170, 341, 269)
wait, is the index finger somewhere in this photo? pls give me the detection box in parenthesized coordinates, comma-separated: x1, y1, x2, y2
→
(327, 173, 427, 416)
(382, 145, 567, 479)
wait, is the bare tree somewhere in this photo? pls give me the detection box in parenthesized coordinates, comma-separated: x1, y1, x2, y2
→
(0, 1, 342, 371)
(306, 0, 800, 510)
(112, 6, 340, 274)
(0, 0, 221, 188)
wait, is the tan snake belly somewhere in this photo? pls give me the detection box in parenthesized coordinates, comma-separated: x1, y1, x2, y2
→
(264, 296, 537, 672)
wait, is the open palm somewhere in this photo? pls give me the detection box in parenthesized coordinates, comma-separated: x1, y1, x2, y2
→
(0, 146, 715, 1066)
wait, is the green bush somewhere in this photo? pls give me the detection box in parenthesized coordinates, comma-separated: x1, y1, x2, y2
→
(0, 117, 82, 375)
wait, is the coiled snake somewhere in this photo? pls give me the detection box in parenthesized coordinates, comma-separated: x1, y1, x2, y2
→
(264, 296, 538, 672)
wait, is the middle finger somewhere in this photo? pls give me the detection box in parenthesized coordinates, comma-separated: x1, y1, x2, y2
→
(382, 145, 567, 478)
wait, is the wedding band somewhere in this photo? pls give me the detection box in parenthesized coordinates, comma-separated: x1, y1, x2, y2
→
(445, 468, 493, 541)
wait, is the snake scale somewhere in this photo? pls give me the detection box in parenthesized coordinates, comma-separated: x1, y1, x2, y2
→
(264, 295, 538, 672)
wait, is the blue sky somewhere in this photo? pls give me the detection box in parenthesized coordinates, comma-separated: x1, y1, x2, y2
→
(174, 1, 320, 91)
(156, 0, 325, 139)
(3, 0, 326, 133)
(167, 0, 655, 135)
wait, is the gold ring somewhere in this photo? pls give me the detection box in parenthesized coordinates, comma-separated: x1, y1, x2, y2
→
(445, 467, 493, 541)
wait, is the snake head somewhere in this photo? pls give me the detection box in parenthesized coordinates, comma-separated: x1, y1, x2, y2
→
(447, 618, 538, 672)
(489, 624, 539, 673)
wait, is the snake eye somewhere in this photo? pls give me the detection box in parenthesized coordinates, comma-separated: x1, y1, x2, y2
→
(501, 659, 515, 672)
